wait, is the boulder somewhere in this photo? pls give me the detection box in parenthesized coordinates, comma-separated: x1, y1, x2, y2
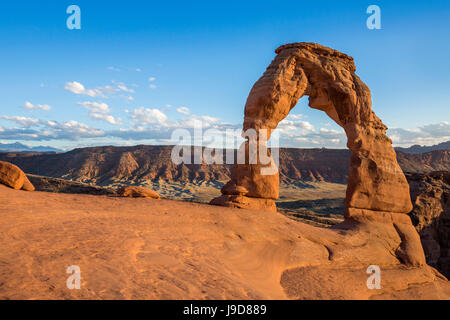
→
(117, 186, 160, 199)
(0, 161, 34, 191)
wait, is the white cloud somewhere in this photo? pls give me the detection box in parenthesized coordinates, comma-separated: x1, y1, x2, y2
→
(77, 101, 122, 125)
(89, 113, 122, 125)
(176, 106, 190, 115)
(130, 107, 168, 125)
(0, 117, 104, 141)
(65, 81, 136, 98)
(0, 115, 40, 127)
(388, 122, 450, 147)
(287, 114, 304, 120)
(116, 83, 135, 93)
(278, 116, 315, 134)
(64, 81, 102, 97)
(118, 84, 134, 93)
(177, 115, 222, 129)
(23, 101, 51, 111)
(272, 113, 349, 147)
(77, 101, 110, 114)
(148, 77, 156, 82)
(421, 121, 450, 137)
(149, 84, 157, 89)
(49, 120, 105, 139)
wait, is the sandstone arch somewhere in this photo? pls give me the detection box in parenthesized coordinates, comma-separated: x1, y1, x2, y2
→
(211, 42, 425, 265)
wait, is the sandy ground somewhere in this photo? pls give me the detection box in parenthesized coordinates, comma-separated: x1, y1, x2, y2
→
(0, 185, 448, 300)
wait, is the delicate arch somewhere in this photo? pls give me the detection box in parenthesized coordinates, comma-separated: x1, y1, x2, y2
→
(211, 42, 412, 218)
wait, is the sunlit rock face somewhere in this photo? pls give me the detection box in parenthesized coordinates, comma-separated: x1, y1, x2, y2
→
(212, 42, 412, 214)
(211, 42, 426, 266)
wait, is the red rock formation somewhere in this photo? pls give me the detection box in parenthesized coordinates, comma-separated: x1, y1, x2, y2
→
(117, 186, 160, 199)
(0, 161, 34, 191)
(212, 43, 412, 212)
(407, 171, 450, 277)
(210, 42, 425, 266)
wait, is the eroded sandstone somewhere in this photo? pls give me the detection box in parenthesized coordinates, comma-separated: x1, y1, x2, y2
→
(212, 42, 411, 214)
(211, 42, 425, 266)
(0, 161, 34, 191)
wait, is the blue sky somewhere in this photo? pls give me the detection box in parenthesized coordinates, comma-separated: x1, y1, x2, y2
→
(0, 0, 449, 150)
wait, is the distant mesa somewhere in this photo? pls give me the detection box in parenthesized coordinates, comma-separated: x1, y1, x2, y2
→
(0, 146, 447, 188)
(0, 142, 62, 153)
(396, 141, 450, 154)
(0, 161, 34, 191)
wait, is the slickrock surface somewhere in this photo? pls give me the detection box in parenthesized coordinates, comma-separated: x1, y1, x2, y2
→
(0, 160, 34, 191)
(407, 171, 450, 278)
(116, 186, 160, 199)
(0, 186, 448, 300)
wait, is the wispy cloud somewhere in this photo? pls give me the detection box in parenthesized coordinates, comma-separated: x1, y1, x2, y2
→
(64, 81, 103, 97)
(77, 101, 122, 125)
(1, 100, 448, 150)
(77, 101, 110, 114)
(0, 117, 104, 141)
(176, 106, 190, 115)
(107, 66, 121, 72)
(117, 83, 135, 93)
(89, 113, 122, 125)
(65, 81, 136, 98)
(0, 115, 40, 127)
(387, 121, 450, 147)
(22, 101, 51, 111)
(129, 107, 168, 125)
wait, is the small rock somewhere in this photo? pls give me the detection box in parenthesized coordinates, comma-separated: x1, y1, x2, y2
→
(116, 186, 160, 199)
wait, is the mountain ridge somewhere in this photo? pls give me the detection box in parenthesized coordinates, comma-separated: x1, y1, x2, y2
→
(0, 145, 448, 186)
(395, 141, 450, 154)
(0, 142, 62, 153)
